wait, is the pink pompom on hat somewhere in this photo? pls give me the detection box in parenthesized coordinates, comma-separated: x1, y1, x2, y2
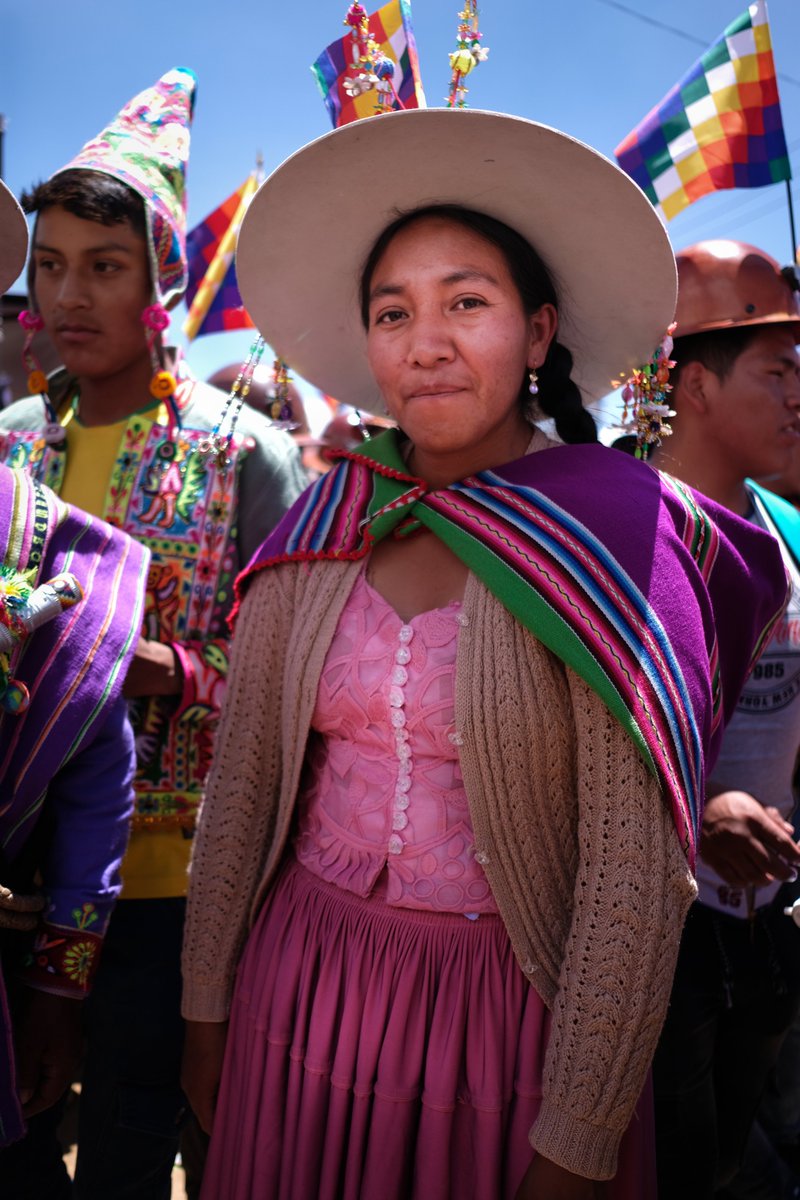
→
(52, 66, 196, 306)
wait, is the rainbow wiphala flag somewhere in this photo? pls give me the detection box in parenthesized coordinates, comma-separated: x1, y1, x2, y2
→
(615, 1, 791, 222)
(182, 175, 258, 340)
(312, 0, 426, 129)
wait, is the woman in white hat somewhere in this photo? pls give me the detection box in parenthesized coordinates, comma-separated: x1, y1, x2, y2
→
(180, 109, 788, 1199)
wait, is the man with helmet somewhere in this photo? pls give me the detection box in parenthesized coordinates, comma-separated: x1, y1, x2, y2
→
(648, 239, 800, 1198)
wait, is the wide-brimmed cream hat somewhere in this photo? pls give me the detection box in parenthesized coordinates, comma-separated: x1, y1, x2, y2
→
(0, 178, 29, 295)
(236, 109, 677, 415)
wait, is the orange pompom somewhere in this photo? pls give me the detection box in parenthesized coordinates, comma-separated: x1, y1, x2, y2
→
(149, 370, 177, 399)
(27, 370, 49, 395)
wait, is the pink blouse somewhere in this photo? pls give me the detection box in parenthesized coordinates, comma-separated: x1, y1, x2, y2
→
(294, 572, 497, 915)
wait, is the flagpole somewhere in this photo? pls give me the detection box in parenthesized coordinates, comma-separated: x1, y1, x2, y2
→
(787, 182, 798, 263)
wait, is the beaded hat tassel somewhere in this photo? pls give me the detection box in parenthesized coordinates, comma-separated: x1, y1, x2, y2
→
(621, 323, 677, 461)
(17, 310, 65, 448)
(341, 3, 401, 114)
(446, 3, 489, 108)
(141, 303, 181, 430)
(267, 358, 299, 428)
(198, 336, 266, 471)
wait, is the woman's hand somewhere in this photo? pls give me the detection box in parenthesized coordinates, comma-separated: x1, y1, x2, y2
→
(515, 1154, 601, 1200)
(181, 1019, 229, 1136)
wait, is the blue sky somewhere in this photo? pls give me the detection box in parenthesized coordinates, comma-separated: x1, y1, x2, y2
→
(3, 0, 800, 428)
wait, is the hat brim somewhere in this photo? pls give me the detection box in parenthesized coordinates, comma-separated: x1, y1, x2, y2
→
(236, 109, 677, 416)
(676, 313, 800, 339)
(0, 179, 29, 296)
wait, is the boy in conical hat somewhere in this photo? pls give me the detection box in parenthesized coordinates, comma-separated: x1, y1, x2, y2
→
(0, 178, 149, 1172)
(0, 69, 306, 1196)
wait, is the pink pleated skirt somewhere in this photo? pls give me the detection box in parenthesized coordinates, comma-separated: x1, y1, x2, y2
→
(200, 857, 655, 1199)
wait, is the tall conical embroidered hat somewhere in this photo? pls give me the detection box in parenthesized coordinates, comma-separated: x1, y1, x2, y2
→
(0, 178, 28, 294)
(53, 67, 196, 306)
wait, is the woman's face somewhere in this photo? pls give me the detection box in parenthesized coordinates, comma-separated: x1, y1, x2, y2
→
(365, 216, 557, 478)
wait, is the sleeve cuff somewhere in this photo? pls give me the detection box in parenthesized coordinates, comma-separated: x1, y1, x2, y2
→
(531, 1096, 622, 1181)
(18, 924, 103, 999)
(181, 978, 233, 1023)
(170, 640, 230, 723)
(171, 640, 195, 716)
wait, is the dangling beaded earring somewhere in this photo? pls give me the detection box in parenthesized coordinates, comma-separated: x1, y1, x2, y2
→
(528, 366, 539, 395)
(18, 310, 63, 447)
(266, 358, 300, 429)
(141, 303, 180, 427)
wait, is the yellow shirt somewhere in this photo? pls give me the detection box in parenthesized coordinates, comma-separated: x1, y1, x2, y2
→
(60, 399, 190, 900)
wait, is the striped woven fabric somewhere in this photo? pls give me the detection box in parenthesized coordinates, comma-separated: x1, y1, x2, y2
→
(0, 466, 148, 1146)
(237, 430, 789, 873)
(0, 467, 149, 855)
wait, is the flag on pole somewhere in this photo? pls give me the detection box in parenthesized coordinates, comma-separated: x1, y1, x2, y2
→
(182, 174, 259, 340)
(615, 1, 791, 222)
(312, 0, 426, 129)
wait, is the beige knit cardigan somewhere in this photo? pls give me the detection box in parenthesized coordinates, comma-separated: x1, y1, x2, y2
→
(182, 555, 696, 1180)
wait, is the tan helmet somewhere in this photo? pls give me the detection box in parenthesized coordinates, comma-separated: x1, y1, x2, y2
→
(674, 239, 800, 339)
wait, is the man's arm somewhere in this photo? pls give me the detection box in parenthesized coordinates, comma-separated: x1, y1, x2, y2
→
(13, 695, 136, 1116)
(122, 635, 181, 697)
(699, 784, 800, 886)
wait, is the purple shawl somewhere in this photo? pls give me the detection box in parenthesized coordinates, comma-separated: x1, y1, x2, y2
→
(238, 433, 789, 876)
(0, 465, 149, 1145)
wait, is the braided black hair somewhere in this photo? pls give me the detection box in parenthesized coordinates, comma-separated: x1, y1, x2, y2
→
(360, 203, 597, 445)
(535, 341, 597, 444)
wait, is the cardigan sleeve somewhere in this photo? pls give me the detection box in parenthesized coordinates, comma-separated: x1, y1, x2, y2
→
(180, 566, 294, 1022)
(530, 670, 697, 1179)
(181, 556, 362, 1023)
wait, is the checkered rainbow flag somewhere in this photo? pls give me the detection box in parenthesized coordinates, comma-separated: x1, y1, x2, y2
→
(615, 1, 791, 222)
(312, 0, 426, 129)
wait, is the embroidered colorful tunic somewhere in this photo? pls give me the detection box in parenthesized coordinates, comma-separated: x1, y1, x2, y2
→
(0, 465, 148, 1146)
(0, 375, 307, 897)
(238, 429, 790, 871)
